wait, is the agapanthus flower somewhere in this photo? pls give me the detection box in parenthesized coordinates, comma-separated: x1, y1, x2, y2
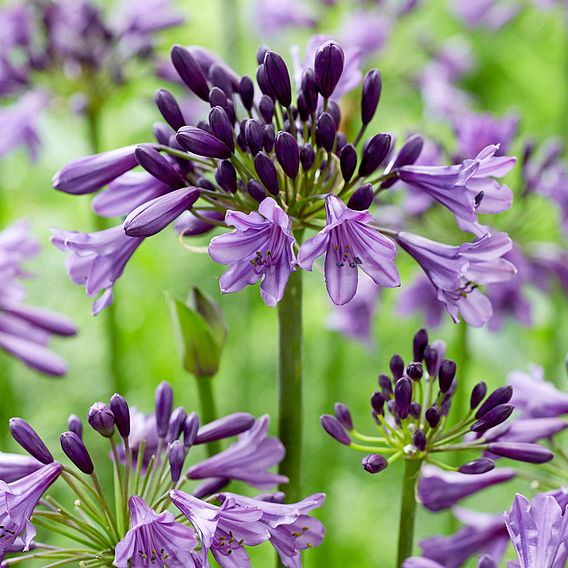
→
(0, 380, 325, 565)
(0, 220, 76, 375)
(51, 38, 514, 318)
(0, 453, 42, 483)
(452, 0, 521, 29)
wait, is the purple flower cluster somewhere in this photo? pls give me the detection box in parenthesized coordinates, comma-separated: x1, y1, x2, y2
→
(0, 220, 76, 375)
(51, 39, 515, 327)
(0, 0, 183, 158)
(0, 381, 325, 565)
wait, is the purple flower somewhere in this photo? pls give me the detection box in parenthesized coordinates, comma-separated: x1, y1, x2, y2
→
(327, 272, 381, 344)
(418, 464, 516, 512)
(339, 11, 390, 59)
(0, 453, 42, 483)
(484, 417, 568, 445)
(453, 0, 521, 29)
(208, 197, 296, 307)
(508, 366, 568, 418)
(219, 492, 326, 567)
(51, 225, 144, 314)
(420, 508, 509, 568)
(254, 0, 316, 35)
(397, 275, 444, 328)
(505, 493, 568, 568)
(188, 415, 287, 489)
(169, 490, 270, 567)
(114, 495, 200, 567)
(114, 0, 184, 36)
(298, 195, 399, 305)
(0, 462, 62, 558)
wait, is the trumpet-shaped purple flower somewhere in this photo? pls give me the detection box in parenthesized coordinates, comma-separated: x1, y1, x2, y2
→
(51, 225, 144, 315)
(508, 366, 568, 418)
(298, 195, 399, 305)
(0, 453, 42, 483)
(420, 508, 509, 568)
(505, 493, 568, 568)
(219, 492, 326, 568)
(484, 417, 568, 445)
(418, 465, 516, 512)
(188, 415, 287, 489)
(209, 198, 296, 307)
(169, 490, 270, 567)
(114, 495, 200, 567)
(0, 462, 62, 558)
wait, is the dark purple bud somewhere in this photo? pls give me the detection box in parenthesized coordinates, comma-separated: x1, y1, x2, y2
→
(393, 135, 424, 170)
(359, 133, 391, 177)
(88, 403, 115, 438)
(334, 403, 353, 430)
(169, 440, 185, 483)
(254, 152, 280, 195)
(68, 415, 83, 439)
(239, 76, 254, 110)
(412, 329, 428, 362)
(264, 51, 292, 108)
(195, 412, 255, 444)
(478, 555, 498, 568)
(177, 126, 232, 159)
(259, 95, 275, 124)
(197, 178, 216, 192)
(256, 65, 274, 98)
(209, 63, 233, 97)
(335, 133, 347, 156)
(475, 386, 513, 419)
(362, 454, 388, 474)
(135, 145, 185, 188)
(263, 125, 275, 152)
(340, 144, 357, 182)
(424, 345, 439, 376)
(314, 41, 344, 98)
(167, 407, 187, 443)
(458, 458, 495, 475)
(378, 374, 392, 396)
(275, 131, 300, 179)
(110, 394, 130, 439)
(10, 418, 53, 464)
(183, 412, 199, 448)
(297, 93, 309, 121)
(438, 359, 457, 393)
(394, 377, 412, 419)
(209, 87, 228, 110)
(470, 381, 487, 410)
(60, 432, 94, 475)
(361, 69, 382, 125)
(410, 402, 421, 419)
(171, 45, 210, 101)
(196, 120, 211, 133)
(387, 400, 397, 416)
(215, 160, 237, 193)
(155, 89, 185, 131)
(248, 179, 266, 203)
(256, 45, 269, 65)
(316, 112, 336, 152)
(327, 101, 341, 128)
(209, 106, 235, 153)
(155, 381, 174, 438)
(245, 119, 264, 156)
(320, 414, 351, 445)
(370, 391, 385, 414)
(406, 362, 423, 381)
(300, 145, 316, 171)
(425, 406, 441, 428)
(301, 68, 318, 114)
(470, 404, 514, 433)
(347, 183, 373, 211)
(413, 430, 426, 451)
(487, 442, 553, 464)
(390, 354, 405, 380)
(153, 122, 173, 146)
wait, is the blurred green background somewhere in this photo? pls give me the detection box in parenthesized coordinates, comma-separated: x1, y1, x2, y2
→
(2, 0, 568, 565)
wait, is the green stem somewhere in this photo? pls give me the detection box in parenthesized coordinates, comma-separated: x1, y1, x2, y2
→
(450, 321, 469, 427)
(277, 269, 303, 502)
(396, 459, 422, 567)
(195, 378, 221, 456)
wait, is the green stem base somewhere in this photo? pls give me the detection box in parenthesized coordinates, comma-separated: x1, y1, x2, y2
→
(397, 459, 422, 567)
(195, 377, 220, 456)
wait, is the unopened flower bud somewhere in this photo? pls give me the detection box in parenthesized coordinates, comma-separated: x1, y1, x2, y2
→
(209, 106, 235, 153)
(425, 406, 441, 429)
(487, 442, 553, 464)
(412, 329, 428, 362)
(215, 160, 237, 193)
(406, 362, 423, 382)
(320, 414, 351, 445)
(362, 454, 388, 474)
(68, 415, 83, 439)
(410, 402, 421, 419)
(334, 403, 353, 431)
(135, 145, 185, 189)
(155, 89, 185, 131)
(169, 440, 185, 483)
(340, 144, 357, 182)
(183, 412, 200, 448)
(470, 404, 514, 433)
(378, 374, 392, 396)
(316, 112, 337, 152)
(390, 354, 404, 380)
(314, 41, 344, 98)
(264, 51, 292, 108)
(327, 101, 341, 128)
(167, 407, 187, 443)
(110, 394, 130, 439)
(10, 418, 53, 464)
(239, 76, 254, 110)
(458, 458, 495, 475)
(301, 68, 318, 114)
(347, 184, 373, 211)
(155, 381, 174, 438)
(60, 432, 94, 474)
(394, 377, 412, 419)
(300, 145, 316, 171)
(370, 391, 385, 414)
(259, 95, 275, 124)
(195, 413, 255, 444)
(88, 403, 115, 438)
(209, 64, 232, 97)
(254, 152, 280, 195)
(413, 430, 426, 451)
(475, 386, 513, 419)
(438, 359, 457, 393)
(245, 119, 264, 156)
(263, 125, 275, 152)
(361, 69, 382, 125)
(359, 133, 391, 177)
(275, 132, 300, 179)
(470, 381, 488, 410)
(170, 45, 210, 101)
(248, 179, 266, 203)
(177, 126, 232, 159)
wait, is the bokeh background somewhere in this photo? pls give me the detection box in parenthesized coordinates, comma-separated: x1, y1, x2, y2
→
(2, 0, 568, 565)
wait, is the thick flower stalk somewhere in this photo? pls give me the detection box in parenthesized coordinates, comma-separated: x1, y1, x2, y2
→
(0, 381, 325, 566)
(321, 328, 554, 566)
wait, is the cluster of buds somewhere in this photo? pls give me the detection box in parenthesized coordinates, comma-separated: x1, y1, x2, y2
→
(321, 329, 554, 475)
(1, 382, 324, 566)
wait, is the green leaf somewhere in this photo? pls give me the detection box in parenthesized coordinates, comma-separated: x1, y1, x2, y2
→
(187, 287, 227, 349)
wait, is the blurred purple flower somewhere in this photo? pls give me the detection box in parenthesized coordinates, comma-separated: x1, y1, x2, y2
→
(452, 0, 521, 29)
(253, 0, 316, 35)
(339, 11, 390, 59)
